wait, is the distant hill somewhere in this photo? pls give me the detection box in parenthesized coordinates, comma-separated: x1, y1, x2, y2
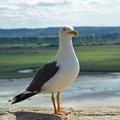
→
(0, 27, 120, 36)
(0, 27, 120, 45)
(0, 27, 59, 36)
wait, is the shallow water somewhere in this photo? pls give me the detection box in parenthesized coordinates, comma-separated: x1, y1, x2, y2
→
(18, 69, 34, 73)
(0, 72, 120, 108)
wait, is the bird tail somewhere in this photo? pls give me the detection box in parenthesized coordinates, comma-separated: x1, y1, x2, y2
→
(8, 92, 36, 104)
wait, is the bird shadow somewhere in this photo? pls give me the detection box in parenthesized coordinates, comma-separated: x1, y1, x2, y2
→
(10, 111, 62, 120)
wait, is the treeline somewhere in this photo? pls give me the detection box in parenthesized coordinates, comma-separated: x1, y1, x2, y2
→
(0, 36, 58, 44)
(0, 33, 120, 45)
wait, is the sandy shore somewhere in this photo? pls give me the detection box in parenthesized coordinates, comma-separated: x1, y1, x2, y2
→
(0, 106, 120, 120)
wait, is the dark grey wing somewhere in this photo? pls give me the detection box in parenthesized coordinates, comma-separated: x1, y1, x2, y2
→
(9, 61, 59, 104)
(26, 61, 59, 93)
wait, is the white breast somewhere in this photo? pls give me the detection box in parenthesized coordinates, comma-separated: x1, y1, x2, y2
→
(41, 57, 79, 94)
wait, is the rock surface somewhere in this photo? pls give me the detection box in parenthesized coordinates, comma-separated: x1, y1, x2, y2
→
(0, 107, 120, 120)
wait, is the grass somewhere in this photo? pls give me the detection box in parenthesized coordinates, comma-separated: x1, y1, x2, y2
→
(76, 45, 120, 72)
(0, 44, 120, 78)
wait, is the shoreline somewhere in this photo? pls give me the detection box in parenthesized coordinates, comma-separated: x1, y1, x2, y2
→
(0, 106, 120, 120)
(0, 71, 120, 79)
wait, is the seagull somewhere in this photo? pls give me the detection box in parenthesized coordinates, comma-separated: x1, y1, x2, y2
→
(9, 26, 80, 115)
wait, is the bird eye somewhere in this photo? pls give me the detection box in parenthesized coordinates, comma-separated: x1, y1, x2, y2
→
(63, 27, 66, 31)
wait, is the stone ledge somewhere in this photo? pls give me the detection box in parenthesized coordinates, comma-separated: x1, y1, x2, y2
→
(0, 106, 120, 120)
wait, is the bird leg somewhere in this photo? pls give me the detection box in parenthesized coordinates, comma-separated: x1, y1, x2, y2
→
(51, 93, 57, 114)
(56, 92, 61, 111)
(56, 92, 71, 115)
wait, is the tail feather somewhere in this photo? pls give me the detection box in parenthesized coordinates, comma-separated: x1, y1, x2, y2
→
(9, 92, 36, 104)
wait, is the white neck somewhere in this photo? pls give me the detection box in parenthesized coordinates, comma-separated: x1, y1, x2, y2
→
(55, 38, 77, 60)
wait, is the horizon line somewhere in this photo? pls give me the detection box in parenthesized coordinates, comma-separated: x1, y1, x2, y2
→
(0, 26, 120, 30)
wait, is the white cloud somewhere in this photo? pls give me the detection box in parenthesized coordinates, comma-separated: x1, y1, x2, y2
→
(0, 0, 120, 28)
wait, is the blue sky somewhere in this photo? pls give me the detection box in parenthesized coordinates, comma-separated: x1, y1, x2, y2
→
(0, 0, 120, 28)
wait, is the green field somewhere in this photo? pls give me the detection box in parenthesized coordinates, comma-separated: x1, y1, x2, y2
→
(0, 44, 120, 78)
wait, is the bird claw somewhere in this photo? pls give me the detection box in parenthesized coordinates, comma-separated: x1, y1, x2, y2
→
(55, 110, 71, 115)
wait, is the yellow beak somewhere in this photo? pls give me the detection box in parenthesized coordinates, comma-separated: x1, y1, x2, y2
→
(68, 30, 78, 35)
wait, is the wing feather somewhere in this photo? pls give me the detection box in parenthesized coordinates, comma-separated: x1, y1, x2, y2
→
(26, 61, 59, 92)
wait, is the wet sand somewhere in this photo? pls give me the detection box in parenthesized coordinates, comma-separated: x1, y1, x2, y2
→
(0, 106, 120, 120)
(1, 73, 120, 108)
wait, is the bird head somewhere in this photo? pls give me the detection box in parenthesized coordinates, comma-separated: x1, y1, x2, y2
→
(59, 26, 78, 40)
